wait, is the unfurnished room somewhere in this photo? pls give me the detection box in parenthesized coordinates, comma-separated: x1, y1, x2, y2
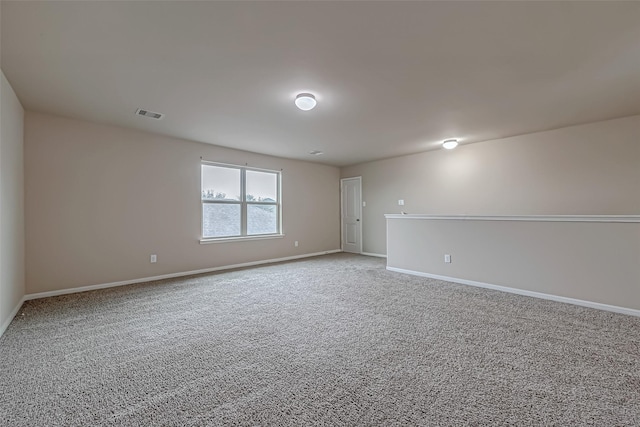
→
(1, 1, 639, 425)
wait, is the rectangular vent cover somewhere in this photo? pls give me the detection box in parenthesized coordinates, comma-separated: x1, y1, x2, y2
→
(136, 108, 164, 120)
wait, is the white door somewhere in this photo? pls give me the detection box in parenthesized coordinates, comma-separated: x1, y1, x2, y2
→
(341, 177, 362, 253)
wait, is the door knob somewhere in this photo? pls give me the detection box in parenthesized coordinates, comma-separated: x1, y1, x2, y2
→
(356, 219, 360, 221)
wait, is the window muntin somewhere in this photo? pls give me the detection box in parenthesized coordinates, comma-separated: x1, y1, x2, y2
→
(201, 162, 281, 240)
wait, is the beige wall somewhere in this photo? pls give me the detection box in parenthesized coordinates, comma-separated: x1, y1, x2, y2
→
(25, 112, 340, 293)
(0, 70, 25, 332)
(387, 217, 640, 311)
(341, 115, 640, 255)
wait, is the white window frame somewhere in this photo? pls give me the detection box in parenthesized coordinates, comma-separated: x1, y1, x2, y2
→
(200, 161, 283, 243)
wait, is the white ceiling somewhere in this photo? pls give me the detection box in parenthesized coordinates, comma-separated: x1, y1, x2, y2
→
(2, 1, 639, 167)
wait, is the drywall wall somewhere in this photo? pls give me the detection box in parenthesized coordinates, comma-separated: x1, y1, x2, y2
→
(25, 112, 340, 293)
(386, 216, 640, 312)
(0, 70, 25, 334)
(341, 115, 640, 255)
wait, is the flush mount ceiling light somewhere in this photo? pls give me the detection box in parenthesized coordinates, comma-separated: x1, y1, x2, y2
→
(295, 93, 317, 111)
(442, 139, 459, 150)
(309, 150, 323, 155)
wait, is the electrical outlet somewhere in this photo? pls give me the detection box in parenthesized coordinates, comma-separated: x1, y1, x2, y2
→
(294, 241, 299, 247)
(150, 254, 157, 263)
(444, 254, 451, 263)
(398, 199, 405, 206)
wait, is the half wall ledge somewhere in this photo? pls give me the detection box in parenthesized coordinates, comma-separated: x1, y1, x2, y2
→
(385, 213, 640, 314)
(384, 214, 640, 223)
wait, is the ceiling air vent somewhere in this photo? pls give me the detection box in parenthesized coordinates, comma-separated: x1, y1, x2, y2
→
(135, 108, 164, 120)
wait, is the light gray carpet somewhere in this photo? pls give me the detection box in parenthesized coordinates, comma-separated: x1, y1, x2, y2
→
(1, 253, 639, 426)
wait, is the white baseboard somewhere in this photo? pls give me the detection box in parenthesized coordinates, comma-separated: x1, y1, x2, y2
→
(361, 252, 387, 258)
(0, 296, 26, 338)
(25, 250, 343, 301)
(386, 266, 640, 318)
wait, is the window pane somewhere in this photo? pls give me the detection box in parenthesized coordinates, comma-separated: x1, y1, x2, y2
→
(246, 170, 277, 202)
(247, 204, 277, 235)
(202, 165, 241, 201)
(203, 204, 241, 237)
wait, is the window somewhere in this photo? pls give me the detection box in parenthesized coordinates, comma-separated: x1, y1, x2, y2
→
(201, 162, 281, 240)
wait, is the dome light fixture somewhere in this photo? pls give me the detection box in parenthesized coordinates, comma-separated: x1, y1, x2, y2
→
(442, 139, 458, 150)
(295, 93, 317, 111)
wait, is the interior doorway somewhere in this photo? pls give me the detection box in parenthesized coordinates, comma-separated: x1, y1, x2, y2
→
(340, 177, 362, 254)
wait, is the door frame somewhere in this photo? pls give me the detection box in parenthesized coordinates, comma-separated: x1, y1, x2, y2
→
(340, 176, 362, 254)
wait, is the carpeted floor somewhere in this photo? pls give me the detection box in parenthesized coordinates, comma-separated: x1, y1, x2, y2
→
(1, 253, 639, 426)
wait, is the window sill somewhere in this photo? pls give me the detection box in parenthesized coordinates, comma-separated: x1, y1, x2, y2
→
(199, 234, 285, 244)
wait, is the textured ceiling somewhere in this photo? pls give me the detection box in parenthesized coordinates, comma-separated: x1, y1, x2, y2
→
(2, 1, 639, 166)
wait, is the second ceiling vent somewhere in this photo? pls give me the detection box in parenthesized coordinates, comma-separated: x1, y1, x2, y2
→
(135, 108, 164, 120)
